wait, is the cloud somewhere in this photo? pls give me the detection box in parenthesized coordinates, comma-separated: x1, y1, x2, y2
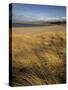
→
(12, 12, 66, 23)
(38, 16, 66, 22)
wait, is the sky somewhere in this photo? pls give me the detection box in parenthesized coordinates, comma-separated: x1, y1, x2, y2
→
(12, 3, 66, 23)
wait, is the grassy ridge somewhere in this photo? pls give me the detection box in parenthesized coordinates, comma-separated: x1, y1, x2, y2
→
(12, 25, 66, 86)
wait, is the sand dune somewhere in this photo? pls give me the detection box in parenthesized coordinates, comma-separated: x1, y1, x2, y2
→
(11, 25, 66, 86)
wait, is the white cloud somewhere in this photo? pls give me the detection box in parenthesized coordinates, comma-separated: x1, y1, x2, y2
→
(38, 16, 66, 22)
(12, 13, 66, 23)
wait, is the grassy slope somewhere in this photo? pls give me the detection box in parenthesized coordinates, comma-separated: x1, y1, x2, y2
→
(12, 25, 66, 86)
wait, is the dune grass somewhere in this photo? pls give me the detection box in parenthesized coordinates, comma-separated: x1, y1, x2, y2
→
(11, 25, 66, 86)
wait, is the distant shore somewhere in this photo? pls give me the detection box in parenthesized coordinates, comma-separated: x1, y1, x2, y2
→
(10, 21, 66, 28)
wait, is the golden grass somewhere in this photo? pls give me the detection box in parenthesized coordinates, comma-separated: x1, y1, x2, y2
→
(11, 25, 66, 86)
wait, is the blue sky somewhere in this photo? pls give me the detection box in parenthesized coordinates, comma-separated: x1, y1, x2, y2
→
(12, 3, 66, 22)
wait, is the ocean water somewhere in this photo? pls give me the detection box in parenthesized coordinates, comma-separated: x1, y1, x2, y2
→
(12, 23, 48, 27)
